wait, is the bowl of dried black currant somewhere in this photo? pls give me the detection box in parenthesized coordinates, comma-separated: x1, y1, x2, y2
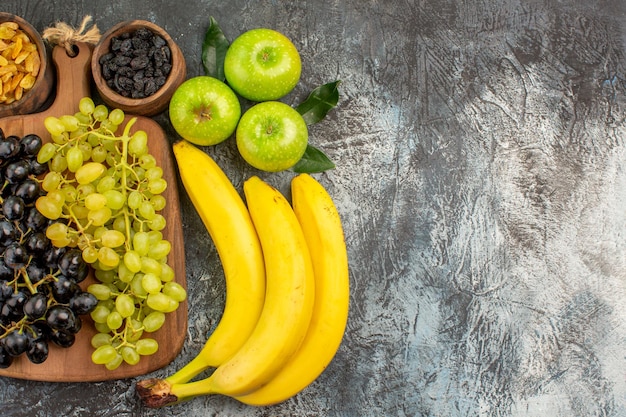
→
(91, 20, 186, 117)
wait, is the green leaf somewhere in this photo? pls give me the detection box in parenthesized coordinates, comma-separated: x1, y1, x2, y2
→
(292, 144, 336, 173)
(202, 17, 230, 81)
(296, 80, 341, 125)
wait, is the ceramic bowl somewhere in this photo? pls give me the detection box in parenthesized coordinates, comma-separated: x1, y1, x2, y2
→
(0, 13, 55, 118)
(91, 20, 186, 117)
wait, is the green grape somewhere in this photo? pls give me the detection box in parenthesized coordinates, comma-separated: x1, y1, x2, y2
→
(106, 311, 123, 330)
(88, 207, 113, 226)
(85, 193, 107, 210)
(139, 154, 156, 169)
(118, 262, 135, 283)
(121, 346, 140, 365)
(45, 222, 68, 241)
(115, 293, 135, 318)
(135, 338, 159, 356)
(90, 304, 111, 323)
(148, 178, 168, 194)
(93, 104, 108, 121)
(150, 195, 167, 211)
(148, 240, 171, 260)
(75, 162, 106, 184)
(77, 183, 96, 198)
(60, 114, 80, 132)
(46, 189, 65, 206)
(98, 246, 120, 268)
(78, 141, 92, 161)
(100, 230, 125, 248)
(91, 333, 112, 348)
(104, 189, 125, 210)
(74, 111, 91, 125)
(130, 273, 148, 297)
(41, 171, 62, 191)
(163, 282, 187, 302)
(96, 175, 116, 193)
(139, 201, 156, 220)
(82, 246, 99, 263)
(146, 292, 178, 313)
(128, 130, 148, 156)
(132, 232, 150, 256)
(100, 119, 118, 133)
(126, 318, 144, 343)
(66, 146, 84, 172)
(37, 142, 57, 163)
(91, 145, 107, 163)
(141, 273, 162, 295)
(142, 311, 165, 333)
(145, 166, 163, 181)
(108, 108, 125, 125)
(94, 322, 112, 334)
(105, 353, 124, 370)
(50, 153, 68, 172)
(79, 96, 95, 115)
(112, 216, 127, 233)
(91, 344, 118, 365)
(127, 190, 143, 209)
(148, 214, 167, 231)
(88, 283, 112, 301)
(160, 263, 175, 283)
(61, 184, 78, 203)
(94, 268, 116, 284)
(123, 250, 142, 273)
(44, 116, 66, 136)
(140, 257, 162, 276)
(36, 196, 63, 220)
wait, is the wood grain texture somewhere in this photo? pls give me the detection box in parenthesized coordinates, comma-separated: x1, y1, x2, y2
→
(0, 1, 625, 416)
(0, 42, 187, 382)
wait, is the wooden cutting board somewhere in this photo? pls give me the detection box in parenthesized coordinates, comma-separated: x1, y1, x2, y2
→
(0, 42, 187, 382)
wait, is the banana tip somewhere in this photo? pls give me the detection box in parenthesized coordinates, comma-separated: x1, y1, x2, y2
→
(136, 378, 179, 408)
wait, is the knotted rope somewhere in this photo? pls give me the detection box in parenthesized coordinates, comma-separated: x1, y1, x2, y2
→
(42, 15, 101, 55)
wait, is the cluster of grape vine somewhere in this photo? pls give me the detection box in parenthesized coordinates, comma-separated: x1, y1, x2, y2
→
(36, 97, 186, 369)
(0, 131, 98, 368)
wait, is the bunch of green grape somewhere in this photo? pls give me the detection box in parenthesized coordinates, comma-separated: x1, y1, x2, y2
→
(35, 97, 186, 370)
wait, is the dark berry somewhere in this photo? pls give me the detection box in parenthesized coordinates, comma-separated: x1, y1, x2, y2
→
(4, 242, 28, 269)
(0, 345, 12, 368)
(70, 291, 98, 315)
(20, 134, 43, 156)
(2, 195, 25, 220)
(50, 275, 80, 303)
(4, 159, 30, 184)
(23, 292, 48, 319)
(2, 329, 29, 356)
(0, 219, 16, 245)
(58, 248, 89, 283)
(24, 231, 50, 255)
(26, 337, 48, 364)
(14, 178, 41, 203)
(46, 304, 77, 331)
(48, 328, 75, 348)
(0, 135, 19, 160)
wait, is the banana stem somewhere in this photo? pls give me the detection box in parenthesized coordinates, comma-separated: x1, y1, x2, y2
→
(164, 355, 213, 385)
(135, 376, 218, 408)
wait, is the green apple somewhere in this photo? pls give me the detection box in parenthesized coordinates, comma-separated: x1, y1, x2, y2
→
(169, 76, 241, 146)
(236, 101, 308, 172)
(224, 28, 301, 102)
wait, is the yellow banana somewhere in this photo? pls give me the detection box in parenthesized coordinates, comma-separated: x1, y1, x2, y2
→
(137, 175, 315, 407)
(164, 141, 266, 384)
(236, 173, 350, 406)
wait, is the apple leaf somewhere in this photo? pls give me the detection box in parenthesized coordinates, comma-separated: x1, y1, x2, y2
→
(292, 145, 336, 173)
(202, 16, 230, 81)
(296, 80, 341, 125)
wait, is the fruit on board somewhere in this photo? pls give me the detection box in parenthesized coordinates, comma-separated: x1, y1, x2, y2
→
(236, 101, 308, 172)
(136, 174, 349, 408)
(163, 140, 266, 383)
(35, 98, 185, 369)
(169, 76, 241, 146)
(224, 28, 301, 102)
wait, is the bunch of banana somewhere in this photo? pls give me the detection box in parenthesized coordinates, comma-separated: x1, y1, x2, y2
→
(136, 142, 349, 408)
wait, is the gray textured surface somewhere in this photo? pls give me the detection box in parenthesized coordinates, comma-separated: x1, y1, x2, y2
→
(2, 0, 626, 416)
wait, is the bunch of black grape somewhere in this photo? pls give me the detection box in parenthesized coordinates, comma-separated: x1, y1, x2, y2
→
(0, 129, 98, 368)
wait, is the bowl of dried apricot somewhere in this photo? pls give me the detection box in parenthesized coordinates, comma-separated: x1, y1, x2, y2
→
(0, 13, 55, 118)
(91, 20, 186, 117)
